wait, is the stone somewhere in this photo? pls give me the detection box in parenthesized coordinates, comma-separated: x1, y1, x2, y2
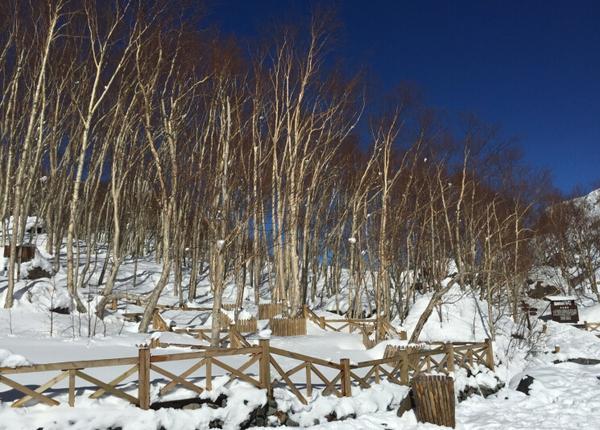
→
(26, 265, 53, 280)
(396, 390, 414, 417)
(208, 419, 223, 428)
(182, 402, 201, 410)
(516, 375, 535, 395)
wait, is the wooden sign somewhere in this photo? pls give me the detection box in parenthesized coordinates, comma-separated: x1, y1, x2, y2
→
(549, 299, 579, 323)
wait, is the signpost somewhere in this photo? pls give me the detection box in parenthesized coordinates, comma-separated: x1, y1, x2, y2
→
(520, 301, 538, 330)
(546, 296, 579, 323)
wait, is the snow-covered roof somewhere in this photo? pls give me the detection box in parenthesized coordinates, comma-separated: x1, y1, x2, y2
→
(544, 295, 577, 301)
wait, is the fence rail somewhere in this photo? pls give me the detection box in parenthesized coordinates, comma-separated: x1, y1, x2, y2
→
(302, 306, 407, 348)
(0, 339, 494, 409)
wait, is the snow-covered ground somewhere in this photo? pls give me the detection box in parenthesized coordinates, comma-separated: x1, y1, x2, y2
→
(2, 234, 600, 429)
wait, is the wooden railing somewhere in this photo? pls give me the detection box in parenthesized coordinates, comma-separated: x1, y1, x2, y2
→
(303, 306, 407, 348)
(583, 321, 600, 332)
(0, 339, 494, 409)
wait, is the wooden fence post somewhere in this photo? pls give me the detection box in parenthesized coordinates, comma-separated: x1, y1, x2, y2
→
(259, 339, 272, 396)
(400, 349, 409, 385)
(484, 338, 495, 370)
(319, 316, 325, 329)
(229, 324, 238, 348)
(138, 345, 150, 410)
(68, 369, 76, 407)
(340, 358, 352, 397)
(445, 343, 455, 373)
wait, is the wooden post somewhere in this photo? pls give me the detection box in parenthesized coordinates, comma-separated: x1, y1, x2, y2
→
(206, 357, 212, 391)
(259, 339, 271, 396)
(149, 336, 160, 349)
(340, 358, 351, 397)
(68, 369, 76, 406)
(229, 324, 238, 348)
(306, 363, 312, 397)
(445, 343, 455, 373)
(400, 348, 409, 385)
(484, 338, 495, 370)
(138, 345, 151, 410)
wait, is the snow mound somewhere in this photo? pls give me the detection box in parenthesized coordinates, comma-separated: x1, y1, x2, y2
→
(275, 381, 410, 427)
(0, 349, 30, 368)
(27, 281, 73, 312)
(402, 285, 496, 342)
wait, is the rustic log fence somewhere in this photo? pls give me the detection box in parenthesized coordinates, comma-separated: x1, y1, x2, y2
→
(258, 303, 285, 320)
(303, 306, 407, 348)
(412, 374, 456, 428)
(583, 321, 600, 332)
(270, 317, 307, 336)
(0, 339, 494, 409)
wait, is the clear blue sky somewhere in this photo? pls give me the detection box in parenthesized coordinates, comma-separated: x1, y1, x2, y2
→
(208, 0, 600, 194)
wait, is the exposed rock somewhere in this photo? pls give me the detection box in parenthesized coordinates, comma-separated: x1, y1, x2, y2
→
(554, 357, 600, 365)
(150, 394, 226, 410)
(208, 419, 223, 428)
(25, 265, 53, 280)
(396, 389, 414, 417)
(457, 368, 505, 401)
(527, 281, 561, 299)
(239, 402, 268, 429)
(50, 306, 70, 315)
(516, 375, 535, 395)
(182, 402, 201, 410)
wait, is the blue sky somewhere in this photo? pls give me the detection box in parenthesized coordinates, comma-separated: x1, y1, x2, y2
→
(208, 0, 600, 194)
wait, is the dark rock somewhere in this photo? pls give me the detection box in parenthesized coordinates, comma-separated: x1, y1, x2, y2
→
(480, 381, 505, 397)
(50, 306, 70, 315)
(284, 416, 300, 427)
(516, 375, 535, 395)
(565, 358, 600, 365)
(325, 412, 337, 422)
(272, 410, 288, 425)
(239, 402, 268, 429)
(26, 266, 53, 280)
(527, 282, 561, 299)
(208, 419, 223, 428)
(150, 394, 226, 410)
(457, 374, 505, 401)
(396, 389, 414, 417)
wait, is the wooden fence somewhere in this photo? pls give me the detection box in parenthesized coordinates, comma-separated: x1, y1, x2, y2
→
(583, 321, 600, 332)
(258, 303, 285, 320)
(303, 307, 407, 348)
(0, 339, 494, 409)
(270, 318, 307, 336)
(412, 374, 456, 428)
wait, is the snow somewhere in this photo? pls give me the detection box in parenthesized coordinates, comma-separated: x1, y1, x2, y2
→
(545, 295, 577, 301)
(2, 235, 600, 429)
(0, 380, 266, 430)
(459, 363, 600, 429)
(0, 349, 30, 368)
(273, 382, 409, 427)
